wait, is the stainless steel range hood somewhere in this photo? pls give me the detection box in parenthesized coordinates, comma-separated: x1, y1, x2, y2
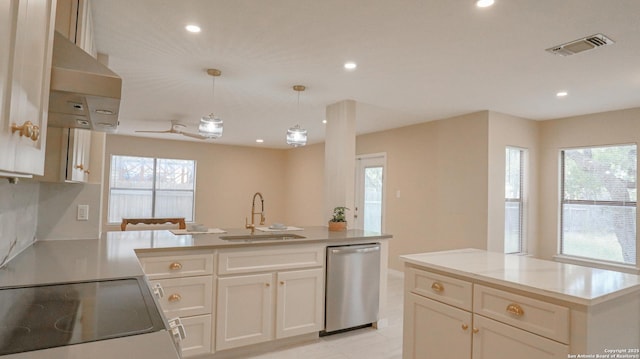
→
(48, 31, 122, 132)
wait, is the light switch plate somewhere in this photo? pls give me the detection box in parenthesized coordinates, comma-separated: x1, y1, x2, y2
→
(77, 204, 89, 221)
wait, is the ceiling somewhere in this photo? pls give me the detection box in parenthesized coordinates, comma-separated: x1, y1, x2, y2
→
(91, 0, 640, 148)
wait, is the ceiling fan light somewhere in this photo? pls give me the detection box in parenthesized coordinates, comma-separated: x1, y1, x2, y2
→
(199, 114, 223, 138)
(286, 125, 307, 147)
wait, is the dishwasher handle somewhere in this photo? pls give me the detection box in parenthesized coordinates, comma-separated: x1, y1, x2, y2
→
(329, 245, 380, 255)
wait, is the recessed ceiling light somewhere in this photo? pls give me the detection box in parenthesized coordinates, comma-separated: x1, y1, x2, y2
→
(344, 62, 357, 70)
(476, 0, 495, 8)
(185, 24, 201, 33)
(557, 91, 568, 97)
(256, 139, 264, 143)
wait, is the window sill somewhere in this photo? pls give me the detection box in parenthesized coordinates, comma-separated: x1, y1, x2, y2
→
(553, 254, 640, 275)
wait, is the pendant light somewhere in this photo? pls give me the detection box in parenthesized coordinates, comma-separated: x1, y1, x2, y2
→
(199, 69, 223, 138)
(286, 85, 308, 147)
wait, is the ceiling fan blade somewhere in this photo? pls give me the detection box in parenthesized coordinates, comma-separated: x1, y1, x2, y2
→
(180, 131, 212, 140)
(135, 129, 174, 134)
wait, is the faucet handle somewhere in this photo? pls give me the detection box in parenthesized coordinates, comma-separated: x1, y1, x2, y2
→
(245, 217, 255, 229)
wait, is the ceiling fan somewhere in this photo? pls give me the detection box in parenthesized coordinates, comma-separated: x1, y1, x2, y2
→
(135, 120, 213, 140)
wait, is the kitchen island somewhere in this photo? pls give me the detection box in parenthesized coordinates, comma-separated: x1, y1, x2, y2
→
(401, 249, 640, 359)
(0, 227, 391, 358)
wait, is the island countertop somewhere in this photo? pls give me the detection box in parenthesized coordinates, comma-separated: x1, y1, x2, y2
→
(0, 226, 391, 288)
(401, 248, 640, 306)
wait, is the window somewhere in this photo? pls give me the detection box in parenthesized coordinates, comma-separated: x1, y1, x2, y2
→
(505, 147, 525, 254)
(561, 144, 637, 265)
(108, 155, 196, 223)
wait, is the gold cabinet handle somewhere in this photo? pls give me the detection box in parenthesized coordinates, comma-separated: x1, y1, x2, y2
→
(473, 328, 479, 334)
(84, 169, 90, 174)
(168, 262, 183, 270)
(506, 303, 525, 317)
(75, 164, 84, 170)
(11, 121, 40, 141)
(280, 281, 285, 285)
(431, 282, 444, 292)
(168, 293, 182, 302)
(265, 283, 270, 287)
(461, 324, 469, 330)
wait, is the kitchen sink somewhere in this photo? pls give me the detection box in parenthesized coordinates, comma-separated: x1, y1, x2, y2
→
(219, 233, 306, 241)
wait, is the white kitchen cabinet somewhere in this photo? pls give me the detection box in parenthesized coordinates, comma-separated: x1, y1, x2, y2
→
(216, 273, 273, 350)
(403, 292, 472, 359)
(63, 128, 91, 182)
(137, 251, 215, 357)
(215, 245, 325, 352)
(0, 0, 56, 177)
(402, 265, 568, 359)
(276, 268, 324, 338)
(55, 0, 96, 57)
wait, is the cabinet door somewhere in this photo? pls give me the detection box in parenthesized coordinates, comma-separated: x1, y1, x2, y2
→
(5, 0, 56, 175)
(180, 314, 212, 357)
(403, 292, 472, 359)
(472, 315, 568, 359)
(0, 0, 17, 173)
(216, 273, 273, 351)
(276, 268, 324, 339)
(65, 128, 91, 182)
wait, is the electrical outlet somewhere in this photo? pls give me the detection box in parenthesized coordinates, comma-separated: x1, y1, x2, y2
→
(77, 205, 89, 221)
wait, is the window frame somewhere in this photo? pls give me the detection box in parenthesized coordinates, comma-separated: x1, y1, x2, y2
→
(107, 155, 197, 224)
(558, 143, 637, 269)
(505, 146, 526, 254)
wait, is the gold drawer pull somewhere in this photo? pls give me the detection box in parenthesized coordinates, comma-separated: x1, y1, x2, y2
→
(431, 282, 444, 292)
(280, 281, 285, 285)
(473, 328, 479, 334)
(461, 324, 469, 330)
(168, 293, 182, 302)
(506, 303, 525, 316)
(168, 262, 183, 270)
(84, 169, 91, 174)
(265, 283, 270, 287)
(75, 164, 84, 170)
(11, 121, 40, 141)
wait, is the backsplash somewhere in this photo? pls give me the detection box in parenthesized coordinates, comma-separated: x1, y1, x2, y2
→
(0, 181, 39, 268)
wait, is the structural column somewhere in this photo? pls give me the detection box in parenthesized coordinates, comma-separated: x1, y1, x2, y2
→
(324, 100, 356, 224)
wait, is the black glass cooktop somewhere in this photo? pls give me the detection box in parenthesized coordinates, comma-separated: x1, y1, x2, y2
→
(0, 277, 166, 355)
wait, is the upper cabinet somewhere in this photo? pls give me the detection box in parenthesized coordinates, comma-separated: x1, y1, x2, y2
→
(55, 0, 96, 57)
(0, 0, 57, 178)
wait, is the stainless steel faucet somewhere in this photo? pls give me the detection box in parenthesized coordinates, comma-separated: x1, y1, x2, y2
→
(245, 192, 265, 234)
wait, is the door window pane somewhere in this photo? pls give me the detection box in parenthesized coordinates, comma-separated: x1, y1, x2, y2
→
(364, 166, 383, 233)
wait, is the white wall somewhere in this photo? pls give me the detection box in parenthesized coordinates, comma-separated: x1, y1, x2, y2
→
(0, 182, 39, 267)
(487, 111, 539, 254)
(537, 107, 640, 262)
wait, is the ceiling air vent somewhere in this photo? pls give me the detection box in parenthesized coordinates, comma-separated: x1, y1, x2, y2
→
(546, 33, 615, 56)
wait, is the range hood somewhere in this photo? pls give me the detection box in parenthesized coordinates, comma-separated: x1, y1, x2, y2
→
(48, 31, 122, 132)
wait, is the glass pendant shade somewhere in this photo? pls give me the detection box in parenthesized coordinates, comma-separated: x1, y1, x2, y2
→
(286, 124, 307, 147)
(199, 114, 223, 138)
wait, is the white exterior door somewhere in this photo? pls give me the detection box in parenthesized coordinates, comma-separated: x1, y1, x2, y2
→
(355, 154, 386, 232)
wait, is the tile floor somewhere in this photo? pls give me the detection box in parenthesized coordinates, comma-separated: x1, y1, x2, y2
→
(246, 270, 404, 359)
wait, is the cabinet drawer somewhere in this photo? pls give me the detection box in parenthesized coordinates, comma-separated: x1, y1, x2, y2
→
(406, 267, 472, 311)
(473, 285, 569, 344)
(180, 314, 212, 357)
(138, 253, 214, 279)
(218, 245, 324, 275)
(154, 276, 213, 317)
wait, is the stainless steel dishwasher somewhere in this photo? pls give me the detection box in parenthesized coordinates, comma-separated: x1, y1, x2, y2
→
(323, 243, 381, 334)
